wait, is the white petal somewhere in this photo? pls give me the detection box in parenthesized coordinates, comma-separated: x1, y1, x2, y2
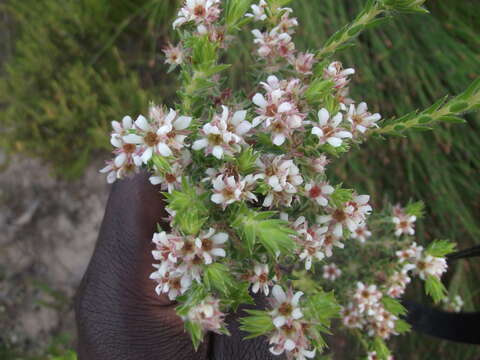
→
(332, 113, 343, 127)
(135, 115, 150, 131)
(111, 121, 122, 133)
(232, 110, 247, 125)
(327, 137, 342, 147)
(317, 108, 330, 125)
(311, 127, 323, 137)
(337, 131, 353, 138)
(292, 291, 304, 306)
(272, 133, 286, 146)
(122, 116, 133, 129)
(253, 93, 267, 108)
(192, 138, 208, 150)
(211, 193, 224, 204)
(211, 248, 226, 257)
(212, 146, 224, 159)
(236, 121, 252, 135)
(272, 285, 286, 302)
(358, 102, 368, 114)
(273, 316, 286, 328)
(292, 308, 303, 319)
(174, 116, 192, 130)
(278, 102, 292, 113)
(165, 108, 177, 124)
(157, 143, 173, 157)
(149, 176, 162, 185)
(141, 147, 153, 163)
(212, 232, 228, 243)
(123, 134, 144, 144)
(110, 136, 122, 148)
(284, 339, 296, 351)
(252, 282, 260, 293)
(114, 153, 127, 167)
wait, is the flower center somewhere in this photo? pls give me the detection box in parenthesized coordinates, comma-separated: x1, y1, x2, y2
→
(309, 185, 321, 198)
(333, 209, 347, 222)
(145, 132, 159, 147)
(208, 133, 223, 145)
(266, 103, 278, 117)
(278, 302, 293, 316)
(166, 173, 177, 183)
(194, 5, 206, 17)
(123, 143, 136, 153)
(201, 238, 213, 251)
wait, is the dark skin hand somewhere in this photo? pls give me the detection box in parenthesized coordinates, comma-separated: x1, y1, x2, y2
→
(75, 171, 284, 360)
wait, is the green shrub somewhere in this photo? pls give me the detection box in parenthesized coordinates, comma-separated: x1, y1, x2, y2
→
(0, 0, 179, 178)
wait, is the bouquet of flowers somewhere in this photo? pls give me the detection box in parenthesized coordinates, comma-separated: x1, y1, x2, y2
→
(100, 0, 480, 358)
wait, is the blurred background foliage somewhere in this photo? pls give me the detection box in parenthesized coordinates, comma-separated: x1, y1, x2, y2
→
(0, 0, 478, 358)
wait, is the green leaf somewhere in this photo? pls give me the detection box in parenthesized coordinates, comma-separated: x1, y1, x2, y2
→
(425, 275, 448, 303)
(231, 205, 296, 256)
(203, 263, 235, 296)
(304, 78, 334, 105)
(225, 0, 254, 30)
(381, 297, 407, 316)
(395, 319, 411, 334)
(164, 178, 209, 235)
(372, 337, 391, 360)
(449, 102, 469, 113)
(185, 320, 203, 351)
(239, 309, 274, 339)
(405, 200, 425, 218)
(304, 291, 341, 326)
(426, 240, 456, 257)
(437, 115, 466, 124)
(236, 147, 259, 174)
(330, 186, 354, 207)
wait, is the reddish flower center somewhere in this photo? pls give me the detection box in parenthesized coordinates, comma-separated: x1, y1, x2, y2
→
(145, 132, 159, 147)
(309, 185, 321, 198)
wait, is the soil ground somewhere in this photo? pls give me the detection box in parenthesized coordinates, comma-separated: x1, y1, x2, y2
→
(0, 155, 109, 354)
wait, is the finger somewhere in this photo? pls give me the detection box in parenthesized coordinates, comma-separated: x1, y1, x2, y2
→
(75, 171, 209, 359)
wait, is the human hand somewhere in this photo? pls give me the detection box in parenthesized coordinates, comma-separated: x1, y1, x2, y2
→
(74, 171, 282, 360)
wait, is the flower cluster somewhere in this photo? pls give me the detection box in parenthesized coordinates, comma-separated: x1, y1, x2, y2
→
(99, 1, 462, 359)
(150, 229, 228, 300)
(342, 282, 398, 340)
(268, 286, 316, 360)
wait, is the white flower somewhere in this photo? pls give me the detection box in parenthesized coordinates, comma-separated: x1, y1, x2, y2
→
(304, 181, 334, 206)
(312, 108, 352, 147)
(152, 231, 184, 265)
(443, 295, 464, 313)
(323, 263, 342, 281)
(323, 61, 355, 90)
(251, 28, 295, 59)
(257, 155, 303, 207)
(353, 282, 382, 315)
(317, 194, 372, 238)
(195, 228, 228, 265)
(173, 0, 221, 30)
(163, 43, 184, 66)
(310, 155, 330, 174)
(350, 223, 372, 243)
(347, 102, 381, 134)
(252, 82, 304, 146)
(150, 270, 191, 300)
(245, 0, 268, 21)
(392, 214, 416, 237)
(188, 296, 226, 333)
(149, 161, 184, 192)
(298, 240, 325, 270)
(123, 107, 191, 164)
(249, 263, 272, 295)
(192, 106, 251, 159)
(269, 285, 304, 328)
(291, 52, 316, 75)
(414, 254, 448, 280)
